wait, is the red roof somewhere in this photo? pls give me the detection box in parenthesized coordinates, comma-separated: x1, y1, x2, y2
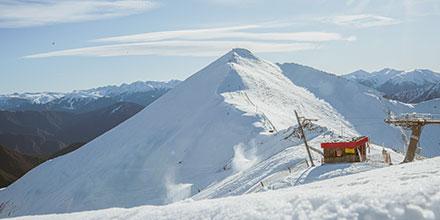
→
(321, 136, 369, 149)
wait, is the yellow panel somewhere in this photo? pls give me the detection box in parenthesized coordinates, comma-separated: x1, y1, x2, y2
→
(345, 148, 355, 154)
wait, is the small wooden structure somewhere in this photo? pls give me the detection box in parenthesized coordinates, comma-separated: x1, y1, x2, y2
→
(321, 136, 368, 163)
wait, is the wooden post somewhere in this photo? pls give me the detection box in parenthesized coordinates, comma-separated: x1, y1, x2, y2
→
(403, 125, 422, 163)
(295, 110, 315, 167)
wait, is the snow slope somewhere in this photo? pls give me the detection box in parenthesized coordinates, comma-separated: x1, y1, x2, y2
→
(278, 63, 440, 158)
(278, 63, 411, 148)
(10, 156, 440, 220)
(192, 130, 404, 201)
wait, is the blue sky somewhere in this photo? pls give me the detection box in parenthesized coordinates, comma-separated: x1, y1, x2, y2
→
(0, 0, 439, 94)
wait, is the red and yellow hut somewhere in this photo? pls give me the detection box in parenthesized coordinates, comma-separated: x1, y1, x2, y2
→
(321, 136, 369, 163)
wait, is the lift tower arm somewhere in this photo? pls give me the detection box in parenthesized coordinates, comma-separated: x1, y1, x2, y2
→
(385, 114, 440, 163)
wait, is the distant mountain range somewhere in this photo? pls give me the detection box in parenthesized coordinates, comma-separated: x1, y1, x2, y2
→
(344, 68, 440, 103)
(0, 80, 180, 112)
(0, 80, 180, 187)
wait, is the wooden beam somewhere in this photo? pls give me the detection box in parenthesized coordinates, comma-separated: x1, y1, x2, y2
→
(295, 110, 315, 167)
(403, 125, 422, 163)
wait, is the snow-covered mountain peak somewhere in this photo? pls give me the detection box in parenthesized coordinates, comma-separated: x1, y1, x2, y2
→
(220, 48, 260, 64)
(229, 48, 258, 59)
(343, 68, 440, 102)
(377, 67, 401, 74)
(346, 68, 440, 86)
(0, 48, 357, 217)
(345, 69, 370, 80)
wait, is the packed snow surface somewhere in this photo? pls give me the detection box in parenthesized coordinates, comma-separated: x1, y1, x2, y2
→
(9, 156, 440, 220)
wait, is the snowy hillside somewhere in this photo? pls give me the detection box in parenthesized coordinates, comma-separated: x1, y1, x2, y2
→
(344, 68, 440, 103)
(9, 156, 440, 220)
(0, 48, 438, 218)
(278, 63, 411, 148)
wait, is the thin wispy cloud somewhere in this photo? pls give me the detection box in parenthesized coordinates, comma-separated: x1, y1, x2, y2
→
(321, 14, 400, 28)
(94, 25, 351, 43)
(0, 0, 158, 28)
(25, 24, 355, 58)
(25, 40, 318, 58)
(93, 25, 261, 43)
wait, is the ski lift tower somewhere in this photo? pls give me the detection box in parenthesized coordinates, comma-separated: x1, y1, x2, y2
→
(385, 113, 440, 163)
